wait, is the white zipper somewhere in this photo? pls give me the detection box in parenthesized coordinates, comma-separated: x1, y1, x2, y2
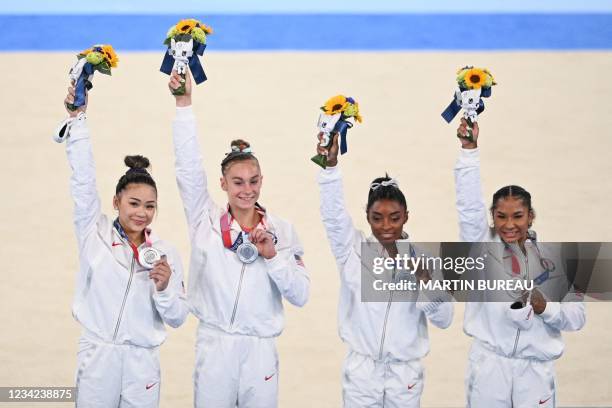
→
(229, 263, 247, 329)
(378, 267, 396, 360)
(511, 246, 529, 357)
(113, 255, 135, 342)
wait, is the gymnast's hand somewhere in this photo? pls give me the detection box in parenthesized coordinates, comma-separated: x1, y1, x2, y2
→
(316, 133, 340, 167)
(530, 288, 547, 315)
(169, 69, 192, 107)
(457, 118, 479, 149)
(64, 81, 87, 118)
(250, 229, 277, 260)
(150, 256, 172, 292)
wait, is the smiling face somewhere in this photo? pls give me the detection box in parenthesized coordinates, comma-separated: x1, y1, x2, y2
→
(367, 199, 408, 246)
(113, 183, 157, 237)
(220, 160, 262, 212)
(492, 196, 534, 244)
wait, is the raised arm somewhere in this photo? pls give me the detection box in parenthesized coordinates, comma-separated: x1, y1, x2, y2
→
(454, 119, 489, 242)
(316, 134, 359, 266)
(63, 86, 101, 249)
(170, 70, 217, 235)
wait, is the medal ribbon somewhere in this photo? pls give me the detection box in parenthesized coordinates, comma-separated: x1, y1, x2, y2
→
(503, 245, 523, 277)
(113, 218, 152, 263)
(219, 204, 276, 252)
(504, 241, 553, 283)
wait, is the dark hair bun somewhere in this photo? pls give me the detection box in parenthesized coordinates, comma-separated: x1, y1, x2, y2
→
(124, 155, 150, 170)
(230, 139, 251, 152)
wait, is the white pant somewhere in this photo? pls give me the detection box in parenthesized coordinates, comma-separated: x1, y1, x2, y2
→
(75, 335, 161, 407)
(341, 350, 424, 408)
(194, 327, 278, 408)
(466, 341, 556, 408)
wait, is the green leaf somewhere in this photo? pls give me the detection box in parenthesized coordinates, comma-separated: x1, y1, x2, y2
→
(96, 62, 112, 75)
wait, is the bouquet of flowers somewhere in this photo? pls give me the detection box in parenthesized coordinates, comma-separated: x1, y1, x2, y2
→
(66, 44, 118, 111)
(441, 66, 496, 141)
(160, 18, 213, 95)
(312, 95, 362, 168)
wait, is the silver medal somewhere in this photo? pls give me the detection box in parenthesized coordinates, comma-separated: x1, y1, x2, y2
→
(140, 247, 163, 269)
(236, 233, 259, 264)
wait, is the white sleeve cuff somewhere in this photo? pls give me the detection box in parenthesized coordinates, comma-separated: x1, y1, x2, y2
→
(264, 253, 284, 269)
(456, 147, 480, 167)
(460, 147, 480, 158)
(175, 105, 195, 120)
(153, 285, 173, 299)
(317, 165, 341, 184)
(539, 301, 561, 322)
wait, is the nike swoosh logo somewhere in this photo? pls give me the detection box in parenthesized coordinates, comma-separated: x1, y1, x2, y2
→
(265, 374, 275, 381)
(146, 382, 157, 390)
(539, 397, 551, 404)
(112, 242, 123, 247)
(407, 382, 417, 390)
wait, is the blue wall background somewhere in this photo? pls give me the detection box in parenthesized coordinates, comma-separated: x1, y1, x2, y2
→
(2, 0, 611, 50)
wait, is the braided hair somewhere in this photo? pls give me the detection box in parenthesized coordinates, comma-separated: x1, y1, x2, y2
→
(490, 185, 534, 217)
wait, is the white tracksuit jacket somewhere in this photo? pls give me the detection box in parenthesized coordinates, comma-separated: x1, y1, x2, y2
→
(172, 106, 310, 336)
(454, 148, 585, 360)
(67, 114, 189, 346)
(66, 115, 189, 407)
(318, 166, 453, 362)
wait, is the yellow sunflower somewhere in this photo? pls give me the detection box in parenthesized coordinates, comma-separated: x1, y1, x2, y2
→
(176, 18, 199, 34)
(198, 22, 214, 35)
(101, 45, 119, 68)
(322, 95, 347, 115)
(463, 68, 487, 89)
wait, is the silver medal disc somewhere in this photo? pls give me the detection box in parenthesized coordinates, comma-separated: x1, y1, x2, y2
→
(237, 241, 259, 264)
(140, 247, 163, 269)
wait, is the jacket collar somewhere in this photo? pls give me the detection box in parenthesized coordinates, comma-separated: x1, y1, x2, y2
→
(112, 218, 160, 246)
(365, 231, 410, 256)
(111, 219, 161, 270)
(216, 202, 275, 233)
(488, 229, 538, 264)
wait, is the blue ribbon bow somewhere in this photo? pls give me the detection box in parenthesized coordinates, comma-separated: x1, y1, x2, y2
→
(73, 61, 95, 108)
(334, 119, 353, 155)
(160, 42, 208, 84)
(441, 86, 492, 123)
